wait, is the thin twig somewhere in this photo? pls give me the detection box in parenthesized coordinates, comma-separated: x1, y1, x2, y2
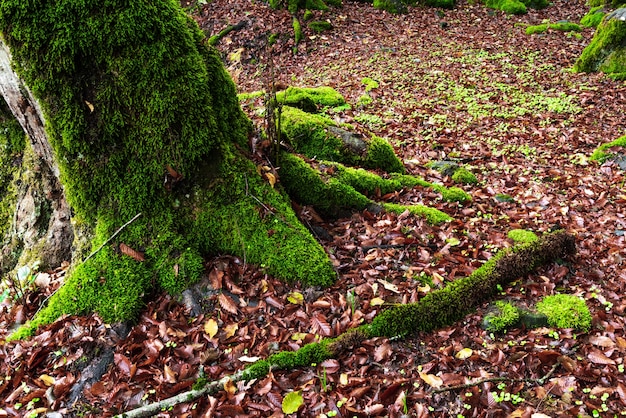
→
(432, 361, 561, 394)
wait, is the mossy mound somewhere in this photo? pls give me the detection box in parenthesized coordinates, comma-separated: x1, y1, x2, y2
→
(574, 14, 626, 80)
(277, 86, 346, 113)
(373, 0, 454, 13)
(589, 134, 626, 163)
(536, 294, 592, 331)
(526, 21, 582, 35)
(308, 20, 333, 33)
(368, 231, 576, 338)
(483, 301, 521, 333)
(581, 6, 607, 28)
(486, 0, 548, 15)
(1, 0, 338, 339)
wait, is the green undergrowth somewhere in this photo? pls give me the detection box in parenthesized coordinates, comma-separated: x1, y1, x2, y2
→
(525, 21, 582, 35)
(590, 134, 626, 162)
(277, 86, 346, 113)
(574, 17, 626, 79)
(1, 0, 337, 340)
(483, 301, 520, 332)
(225, 231, 575, 387)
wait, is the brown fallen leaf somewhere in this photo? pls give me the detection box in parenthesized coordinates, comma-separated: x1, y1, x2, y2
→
(119, 243, 145, 262)
(218, 293, 239, 315)
(588, 349, 616, 365)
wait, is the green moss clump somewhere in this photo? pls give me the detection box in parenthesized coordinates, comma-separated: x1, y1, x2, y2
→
(581, 6, 606, 28)
(520, 0, 548, 9)
(483, 301, 521, 333)
(486, 0, 527, 15)
(363, 136, 405, 174)
(425, 0, 455, 7)
(590, 134, 626, 162)
(383, 202, 452, 225)
(308, 20, 333, 33)
(451, 167, 478, 185)
(574, 18, 626, 79)
(536, 294, 592, 331)
(280, 107, 344, 161)
(526, 22, 582, 35)
(303, 9, 314, 20)
(277, 86, 346, 111)
(238, 91, 265, 102)
(508, 229, 538, 243)
(361, 77, 379, 92)
(293, 17, 303, 44)
(369, 231, 576, 338)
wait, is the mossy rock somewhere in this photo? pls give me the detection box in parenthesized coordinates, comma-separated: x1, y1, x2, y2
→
(580, 6, 607, 28)
(308, 20, 333, 33)
(526, 21, 582, 35)
(486, 0, 527, 15)
(589, 134, 626, 164)
(574, 13, 626, 79)
(536, 294, 592, 331)
(482, 301, 521, 333)
(276, 86, 346, 112)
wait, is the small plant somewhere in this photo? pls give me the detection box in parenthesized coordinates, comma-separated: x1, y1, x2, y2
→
(361, 77, 379, 92)
(347, 289, 358, 315)
(1, 262, 40, 306)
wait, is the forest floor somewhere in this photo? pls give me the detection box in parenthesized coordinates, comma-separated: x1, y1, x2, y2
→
(2, 0, 626, 417)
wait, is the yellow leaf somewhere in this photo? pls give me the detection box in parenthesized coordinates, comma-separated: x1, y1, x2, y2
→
(419, 372, 443, 388)
(39, 374, 55, 386)
(287, 291, 304, 305)
(417, 284, 431, 293)
(224, 323, 239, 338)
(376, 279, 399, 293)
(340, 373, 349, 386)
(455, 348, 473, 360)
(204, 318, 218, 338)
(261, 279, 269, 293)
(84, 100, 94, 113)
(291, 332, 308, 341)
(370, 297, 385, 307)
(224, 378, 237, 395)
(265, 172, 276, 188)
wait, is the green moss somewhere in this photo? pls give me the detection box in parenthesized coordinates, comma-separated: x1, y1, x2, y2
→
(361, 77, 379, 92)
(485, 0, 527, 14)
(369, 231, 576, 338)
(425, 0, 455, 7)
(277, 86, 346, 111)
(590, 134, 626, 162)
(303, 9, 314, 21)
(536, 294, 592, 331)
(357, 95, 373, 107)
(308, 20, 333, 33)
(451, 167, 478, 185)
(383, 202, 452, 225)
(581, 6, 606, 28)
(293, 17, 303, 44)
(280, 107, 344, 161)
(363, 136, 405, 174)
(0, 98, 25, 239)
(508, 229, 538, 243)
(574, 18, 626, 78)
(483, 301, 521, 333)
(238, 91, 265, 102)
(520, 0, 549, 9)
(526, 22, 582, 35)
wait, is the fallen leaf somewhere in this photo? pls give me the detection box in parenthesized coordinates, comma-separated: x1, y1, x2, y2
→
(377, 279, 399, 293)
(589, 335, 615, 348)
(163, 364, 177, 383)
(455, 347, 473, 360)
(119, 243, 145, 262)
(588, 349, 616, 365)
(419, 372, 443, 388)
(38, 374, 55, 386)
(311, 314, 332, 337)
(265, 172, 276, 188)
(340, 373, 349, 386)
(287, 291, 304, 305)
(370, 297, 385, 306)
(374, 342, 393, 362)
(218, 293, 239, 315)
(282, 391, 303, 414)
(291, 332, 308, 341)
(239, 355, 261, 363)
(224, 378, 237, 395)
(224, 323, 239, 338)
(204, 319, 218, 338)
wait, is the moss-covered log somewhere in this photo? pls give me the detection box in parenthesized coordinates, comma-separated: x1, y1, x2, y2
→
(574, 10, 626, 79)
(117, 230, 575, 417)
(0, 0, 337, 339)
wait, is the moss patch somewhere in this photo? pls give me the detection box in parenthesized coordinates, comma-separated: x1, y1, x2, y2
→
(508, 229, 538, 243)
(581, 6, 606, 28)
(486, 0, 527, 15)
(308, 20, 333, 33)
(483, 301, 521, 333)
(0, 97, 25, 240)
(574, 17, 626, 79)
(526, 21, 582, 35)
(277, 86, 346, 112)
(536, 294, 592, 331)
(590, 134, 626, 163)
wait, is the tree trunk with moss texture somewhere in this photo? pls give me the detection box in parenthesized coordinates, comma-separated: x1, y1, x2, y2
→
(0, 0, 337, 339)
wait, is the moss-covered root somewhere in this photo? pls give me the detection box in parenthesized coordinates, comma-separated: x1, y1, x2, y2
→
(368, 230, 576, 338)
(590, 134, 626, 163)
(574, 17, 626, 79)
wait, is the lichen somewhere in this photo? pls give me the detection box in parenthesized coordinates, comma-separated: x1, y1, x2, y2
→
(536, 294, 592, 331)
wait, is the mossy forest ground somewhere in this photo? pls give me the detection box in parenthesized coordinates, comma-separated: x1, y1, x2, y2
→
(1, 0, 626, 416)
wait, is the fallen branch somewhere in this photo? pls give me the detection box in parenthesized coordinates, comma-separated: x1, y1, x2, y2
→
(207, 20, 247, 46)
(116, 231, 575, 417)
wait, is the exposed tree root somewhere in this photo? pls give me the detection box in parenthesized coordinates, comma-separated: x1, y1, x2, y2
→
(116, 231, 575, 417)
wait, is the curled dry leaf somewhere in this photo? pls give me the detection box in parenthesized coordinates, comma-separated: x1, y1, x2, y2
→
(374, 342, 393, 362)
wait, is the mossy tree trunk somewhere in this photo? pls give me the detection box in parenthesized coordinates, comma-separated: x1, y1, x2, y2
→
(0, 0, 337, 339)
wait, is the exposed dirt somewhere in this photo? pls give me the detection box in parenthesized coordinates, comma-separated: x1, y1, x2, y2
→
(1, 0, 626, 417)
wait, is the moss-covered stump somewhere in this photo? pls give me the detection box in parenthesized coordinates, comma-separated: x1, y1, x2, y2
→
(574, 10, 626, 80)
(590, 134, 626, 165)
(0, 0, 337, 339)
(369, 230, 576, 338)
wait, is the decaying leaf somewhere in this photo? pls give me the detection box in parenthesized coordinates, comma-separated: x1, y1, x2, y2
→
(455, 347, 473, 360)
(204, 318, 219, 338)
(419, 372, 443, 388)
(224, 323, 239, 338)
(218, 293, 239, 315)
(370, 297, 385, 306)
(287, 291, 304, 305)
(282, 391, 303, 414)
(311, 314, 332, 337)
(374, 342, 393, 362)
(376, 279, 399, 293)
(588, 349, 616, 365)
